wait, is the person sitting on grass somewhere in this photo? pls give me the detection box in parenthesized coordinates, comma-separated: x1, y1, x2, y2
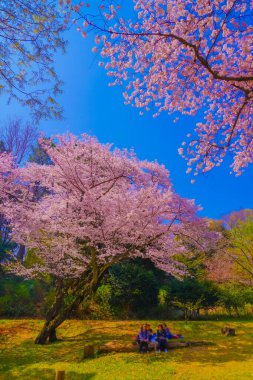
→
(138, 324, 151, 353)
(162, 323, 184, 339)
(146, 324, 158, 349)
(157, 324, 168, 353)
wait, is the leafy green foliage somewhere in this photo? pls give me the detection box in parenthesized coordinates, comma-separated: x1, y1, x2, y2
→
(218, 284, 253, 316)
(84, 285, 114, 320)
(107, 260, 161, 319)
(0, 277, 44, 317)
(207, 211, 253, 285)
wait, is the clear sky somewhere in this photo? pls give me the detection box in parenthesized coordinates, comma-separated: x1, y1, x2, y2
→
(1, 27, 253, 220)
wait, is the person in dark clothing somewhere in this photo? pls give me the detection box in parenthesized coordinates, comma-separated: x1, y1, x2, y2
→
(138, 324, 150, 353)
(157, 324, 168, 352)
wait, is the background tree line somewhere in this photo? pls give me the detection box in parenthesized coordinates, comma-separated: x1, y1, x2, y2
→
(2, 256, 253, 320)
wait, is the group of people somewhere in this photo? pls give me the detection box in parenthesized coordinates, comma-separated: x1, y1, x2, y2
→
(136, 323, 183, 353)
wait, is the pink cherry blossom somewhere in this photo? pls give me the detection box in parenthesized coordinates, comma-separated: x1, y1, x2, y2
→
(69, 0, 253, 176)
(1, 133, 217, 280)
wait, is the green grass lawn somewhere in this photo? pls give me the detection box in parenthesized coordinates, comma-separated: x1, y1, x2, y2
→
(1, 319, 253, 380)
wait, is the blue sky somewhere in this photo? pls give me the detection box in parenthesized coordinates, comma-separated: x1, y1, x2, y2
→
(1, 26, 253, 220)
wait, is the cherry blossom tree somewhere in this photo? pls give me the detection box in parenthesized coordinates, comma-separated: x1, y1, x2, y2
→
(70, 0, 253, 176)
(0, 133, 217, 344)
(0, 119, 39, 263)
(0, 1, 66, 121)
(0, 153, 18, 266)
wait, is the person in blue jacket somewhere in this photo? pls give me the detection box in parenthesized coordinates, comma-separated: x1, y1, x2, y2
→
(163, 323, 184, 339)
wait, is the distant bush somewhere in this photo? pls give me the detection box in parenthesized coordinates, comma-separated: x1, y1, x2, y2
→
(83, 285, 114, 320)
(0, 276, 50, 317)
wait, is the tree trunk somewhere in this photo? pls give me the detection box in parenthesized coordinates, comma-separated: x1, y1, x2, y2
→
(35, 275, 98, 344)
(35, 322, 55, 345)
(49, 327, 57, 342)
(35, 280, 69, 345)
(35, 258, 107, 344)
(35, 314, 66, 344)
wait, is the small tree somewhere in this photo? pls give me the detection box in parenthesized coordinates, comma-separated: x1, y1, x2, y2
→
(0, 119, 38, 263)
(1, 133, 217, 344)
(171, 279, 219, 320)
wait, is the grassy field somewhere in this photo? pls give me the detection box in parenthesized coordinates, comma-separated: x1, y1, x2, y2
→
(1, 319, 253, 380)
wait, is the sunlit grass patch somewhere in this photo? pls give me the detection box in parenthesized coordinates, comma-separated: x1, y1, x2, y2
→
(1, 319, 253, 379)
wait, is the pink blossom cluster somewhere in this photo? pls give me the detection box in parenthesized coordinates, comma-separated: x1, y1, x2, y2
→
(0, 134, 217, 279)
(72, 0, 253, 175)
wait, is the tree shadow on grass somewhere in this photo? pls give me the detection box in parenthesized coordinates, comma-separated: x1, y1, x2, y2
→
(0, 338, 84, 377)
(178, 338, 253, 366)
(61, 328, 253, 366)
(122, 337, 253, 366)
